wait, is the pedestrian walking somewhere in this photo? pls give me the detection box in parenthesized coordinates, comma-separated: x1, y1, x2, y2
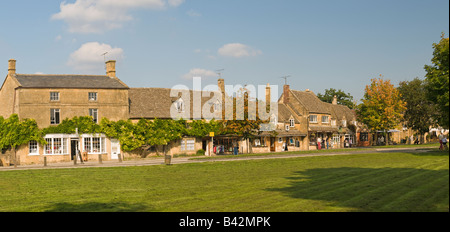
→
(439, 133, 444, 150)
(443, 136, 448, 151)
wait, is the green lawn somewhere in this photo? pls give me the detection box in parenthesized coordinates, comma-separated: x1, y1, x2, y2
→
(0, 150, 448, 212)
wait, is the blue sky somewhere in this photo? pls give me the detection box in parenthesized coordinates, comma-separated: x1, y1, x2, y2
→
(0, 0, 448, 102)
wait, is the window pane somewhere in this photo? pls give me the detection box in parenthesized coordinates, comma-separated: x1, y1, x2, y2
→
(101, 138, 106, 153)
(89, 92, 97, 101)
(54, 138, 62, 154)
(50, 92, 59, 101)
(84, 138, 91, 153)
(29, 140, 38, 154)
(92, 137, 100, 153)
(89, 109, 98, 123)
(44, 138, 52, 154)
(187, 139, 195, 151)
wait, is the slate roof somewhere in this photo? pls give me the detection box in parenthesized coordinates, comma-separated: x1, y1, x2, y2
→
(14, 74, 129, 89)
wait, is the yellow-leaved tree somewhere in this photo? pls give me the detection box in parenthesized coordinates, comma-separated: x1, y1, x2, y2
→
(357, 77, 407, 145)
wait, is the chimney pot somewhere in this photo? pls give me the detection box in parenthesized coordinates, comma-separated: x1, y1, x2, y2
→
(266, 83, 271, 104)
(8, 59, 16, 75)
(105, 60, 116, 78)
(332, 95, 338, 105)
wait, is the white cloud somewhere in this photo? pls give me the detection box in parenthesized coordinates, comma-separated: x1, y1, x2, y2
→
(52, 0, 184, 34)
(187, 9, 201, 17)
(182, 68, 217, 79)
(168, 0, 185, 7)
(55, 35, 62, 41)
(218, 43, 262, 58)
(68, 42, 124, 73)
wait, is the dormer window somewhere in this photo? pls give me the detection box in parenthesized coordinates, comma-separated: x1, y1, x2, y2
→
(322, 116, 329, 123)
(175, 98, 185, 113)
(309, 115, 318, 123)
(342, 120, 347, 127)
(213, 100, 221, 112)
(290, 118, 295, 127)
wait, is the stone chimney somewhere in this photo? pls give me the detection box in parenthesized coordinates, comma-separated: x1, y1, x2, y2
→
(218, 78, 225, 95)
(218, 78, 226, 119)
(105, 60, 116, 78)
(265, 83, 271, 108)
(332, 95, 338, 105)
(8, 59, 16, 75)
(283, 85, 290, 104)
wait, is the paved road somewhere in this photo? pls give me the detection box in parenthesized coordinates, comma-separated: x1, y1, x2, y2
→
(0, 146, 438, 172)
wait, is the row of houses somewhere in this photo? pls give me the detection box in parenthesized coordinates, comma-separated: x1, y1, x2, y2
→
(0, 59, 375, 166)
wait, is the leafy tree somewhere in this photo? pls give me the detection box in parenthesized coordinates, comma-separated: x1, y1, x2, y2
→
(100, 118, 144, 152)
(42, 116, 101, 135)
(424, 33, 449, 128)
(186, 119, 223, 138)
(356, 77, 407, 144)
(317, 88, 355, 109)
(398, 78, 436, 140)
(0, 114, 44, 167)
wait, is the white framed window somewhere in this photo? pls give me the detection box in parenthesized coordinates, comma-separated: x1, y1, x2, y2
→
(285, 125, 290, 131)
(332, 134, 340, 148)
(342, 120, 347, 127)
(50, 109, 60, 125)
(181, 139, 195, 151)
(186, 139, 195, 151)
(44, 137, 69, 155)
(50, 92, 59, 101)
(331, 120, 336, 126)
(28, 140, 39, 155)
(89, 109, 98, 123)
(83, 136, 106, 154)
(309, 115, 318, 123)
(180, 140, 186, 151)
(290, 118, 295, 127)
(88, 92, 98, 101)
(322, 116, 329, 123)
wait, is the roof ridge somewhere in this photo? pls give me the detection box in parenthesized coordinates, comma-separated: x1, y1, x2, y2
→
(16, 73, 110, 77)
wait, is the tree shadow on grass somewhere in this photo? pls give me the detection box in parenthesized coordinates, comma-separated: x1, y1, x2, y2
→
(267, 167, 449, 212)
(43, 202, 155, 212)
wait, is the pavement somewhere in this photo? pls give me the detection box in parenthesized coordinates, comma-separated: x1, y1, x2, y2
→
(0, 146, 440, 172)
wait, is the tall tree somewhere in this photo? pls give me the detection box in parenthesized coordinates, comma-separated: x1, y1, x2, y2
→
(357, 77, 407, 143)
(398, 78, 436, 139)
(424, 33, 449, 128)
(317, 88, 355, 109)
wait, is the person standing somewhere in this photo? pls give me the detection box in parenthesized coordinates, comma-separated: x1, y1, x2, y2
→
(317, 137, 322, 150)
(439, 133, 444, 150)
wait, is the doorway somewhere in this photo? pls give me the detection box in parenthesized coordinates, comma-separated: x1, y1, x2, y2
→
(111, 139, 121, 160)
(270, 137, 276, 152)
(70, 139, 79, 161)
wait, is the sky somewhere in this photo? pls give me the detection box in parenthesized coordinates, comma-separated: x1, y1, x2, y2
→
(0, 0, 448, 103)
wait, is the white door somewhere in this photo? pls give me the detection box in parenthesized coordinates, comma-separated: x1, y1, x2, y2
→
(111, 139, 120, 160)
